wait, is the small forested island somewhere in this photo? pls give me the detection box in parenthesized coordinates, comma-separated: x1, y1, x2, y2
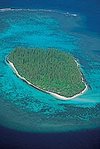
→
(7, 47, 87, 100)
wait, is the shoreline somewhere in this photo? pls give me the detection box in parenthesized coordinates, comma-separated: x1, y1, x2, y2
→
(7, 58, 88, 100)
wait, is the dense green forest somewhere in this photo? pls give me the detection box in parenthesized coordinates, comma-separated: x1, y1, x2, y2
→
(8, 47, 86, 97)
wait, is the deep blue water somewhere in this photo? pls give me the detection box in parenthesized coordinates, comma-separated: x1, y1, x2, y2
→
(0, 0, 100, 34)
(0, 125, 100, 149)
(0, 0, 100, 149)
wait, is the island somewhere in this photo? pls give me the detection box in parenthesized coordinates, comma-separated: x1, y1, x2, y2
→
(7, 47, 87, 100)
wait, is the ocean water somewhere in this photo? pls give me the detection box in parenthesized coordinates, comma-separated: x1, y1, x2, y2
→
(0, 1, 100, 149)
(0, 8, 100, 134)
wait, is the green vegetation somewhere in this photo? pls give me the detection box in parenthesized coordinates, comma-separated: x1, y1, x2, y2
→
(8, 47, 86, 98)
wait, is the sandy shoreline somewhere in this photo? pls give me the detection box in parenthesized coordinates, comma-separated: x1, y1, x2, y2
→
(7, 58, 88, 100)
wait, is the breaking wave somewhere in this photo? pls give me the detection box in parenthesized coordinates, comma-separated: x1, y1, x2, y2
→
(0, 8, 77, 17)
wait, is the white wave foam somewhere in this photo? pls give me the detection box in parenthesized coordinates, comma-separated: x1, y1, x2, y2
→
(0, 8, 77, 17)
(0, 8, 13, 12)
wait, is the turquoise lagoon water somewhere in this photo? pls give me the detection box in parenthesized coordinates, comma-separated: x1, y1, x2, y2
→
(0, 9, 100, 132)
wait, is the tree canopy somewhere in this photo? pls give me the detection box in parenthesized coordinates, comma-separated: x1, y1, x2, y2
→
(8, 47, 86, 97)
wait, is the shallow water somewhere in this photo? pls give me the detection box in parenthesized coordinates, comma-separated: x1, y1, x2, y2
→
(0, 9, 100, 132)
